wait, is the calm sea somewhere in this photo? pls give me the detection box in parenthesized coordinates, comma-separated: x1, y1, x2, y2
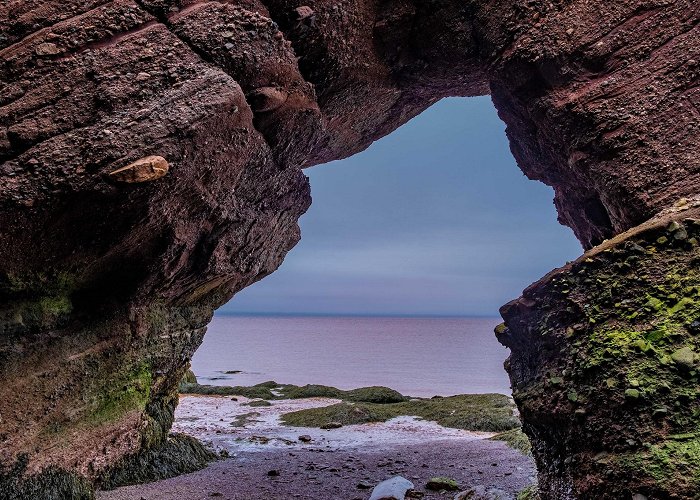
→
(191, 315, 512, 398)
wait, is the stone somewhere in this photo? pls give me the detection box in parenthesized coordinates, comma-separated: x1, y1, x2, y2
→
(295, 6, 314, 20)
(673, 228, 688, 240)
(406, 491, 424, 499)
(667, 221, 682, 232)
(426, 477, 460, 491)
(369, 476, 415, 500)
(108, 155, 169, 183)
(267, 469, 280, 477)
(320, 422, 343, 429)
(357, 480, 373, 489)
(35, 42, 60, 56)
(624, 389, 640, 399)
(454, 486, 510, 499)
(298, 434, 312, 443)
(670, 347, 695, 369)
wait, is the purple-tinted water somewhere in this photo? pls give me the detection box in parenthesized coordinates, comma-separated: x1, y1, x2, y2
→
(191, 315, 512, 397)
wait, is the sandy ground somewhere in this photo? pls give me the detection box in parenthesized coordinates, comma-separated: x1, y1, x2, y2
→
(97, 395, 536, 500)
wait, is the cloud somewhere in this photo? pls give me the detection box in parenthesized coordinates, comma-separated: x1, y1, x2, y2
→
(220, 97, 582, 316)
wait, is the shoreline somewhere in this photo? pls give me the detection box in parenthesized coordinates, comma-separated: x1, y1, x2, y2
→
(174, 395, 501, 454)
(98, 392, 536, 499)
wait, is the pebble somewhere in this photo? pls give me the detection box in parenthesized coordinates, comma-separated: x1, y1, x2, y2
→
(357, 480, 372, 489)
(35, 42, 60, 56)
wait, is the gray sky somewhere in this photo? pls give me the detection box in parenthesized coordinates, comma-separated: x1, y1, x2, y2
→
(220, 96, 582, 316)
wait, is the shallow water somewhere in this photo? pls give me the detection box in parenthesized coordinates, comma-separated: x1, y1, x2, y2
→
(192, 315, 511, 397)
(173, 395, 492, 454)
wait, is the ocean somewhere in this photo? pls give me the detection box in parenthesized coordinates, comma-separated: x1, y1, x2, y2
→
(191, 315, 512, 398)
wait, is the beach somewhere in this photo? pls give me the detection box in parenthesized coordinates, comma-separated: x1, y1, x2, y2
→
(98, 394, 535, 499)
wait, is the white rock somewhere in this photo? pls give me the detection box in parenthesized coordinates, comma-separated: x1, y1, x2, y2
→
(369, 476, 415, 500)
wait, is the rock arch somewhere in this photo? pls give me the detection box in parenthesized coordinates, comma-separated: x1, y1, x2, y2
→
(0, 0, 698, 497)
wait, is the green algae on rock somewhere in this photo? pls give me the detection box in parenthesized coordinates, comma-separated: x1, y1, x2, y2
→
(498, 207, 700, 499)
(98, 433, 216, 490)
(516, 484, 540, 500)
(241, 399, 273, 407)
(181, 369, 198, 386)
(230, 412, 262, 427)
(490, 428, 532, 456)
(0, 457, 94, 500)
(180, 381, 407, 404)
(280, 393, 520, 432)
(426, 476, 460, 491)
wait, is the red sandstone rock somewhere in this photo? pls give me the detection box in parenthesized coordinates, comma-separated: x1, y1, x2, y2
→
(0, 0, 698, 497)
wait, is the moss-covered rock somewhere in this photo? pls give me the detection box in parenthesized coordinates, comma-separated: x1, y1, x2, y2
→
(343, 386, 406, 404)
(498, 207, 700, 498)
(242, 399, 273, 407)
(490, 428, 532, 456)
(180, 381, 407, 404)
(0, 298, 213, 497)
(281, 393, 520, 432)
(425, 477, 460, 491)
(98, 433, 216, 490)
(0, 455, 94, 500)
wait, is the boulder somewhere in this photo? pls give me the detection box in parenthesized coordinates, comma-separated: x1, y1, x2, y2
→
(369, 476, 415, 500)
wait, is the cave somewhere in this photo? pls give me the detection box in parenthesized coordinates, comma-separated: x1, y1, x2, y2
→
(1, 0, 699, 498)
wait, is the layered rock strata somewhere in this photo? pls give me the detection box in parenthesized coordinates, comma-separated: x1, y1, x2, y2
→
(0, 0, 698, 497)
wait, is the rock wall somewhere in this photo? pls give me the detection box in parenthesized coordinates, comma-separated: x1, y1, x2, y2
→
(0, 0, 698, 497)
(499, 201, 700, 499)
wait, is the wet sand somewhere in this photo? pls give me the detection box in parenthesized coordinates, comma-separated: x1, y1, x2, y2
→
(98, 395, 536, 499)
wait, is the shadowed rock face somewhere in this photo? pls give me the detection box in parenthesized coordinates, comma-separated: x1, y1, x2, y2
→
(0, 0, 698, 497)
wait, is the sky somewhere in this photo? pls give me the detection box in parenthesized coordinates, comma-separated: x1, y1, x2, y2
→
(219, 96, 582, 317)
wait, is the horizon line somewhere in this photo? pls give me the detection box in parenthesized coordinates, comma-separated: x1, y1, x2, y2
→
(214, 311, 502, 319)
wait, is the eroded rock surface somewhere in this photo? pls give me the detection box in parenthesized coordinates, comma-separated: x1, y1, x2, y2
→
(499, 202, 700, 499)
(0, 0, 698, 497)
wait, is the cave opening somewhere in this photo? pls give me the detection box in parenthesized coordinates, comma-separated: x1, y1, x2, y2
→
(2, 0, 696, 496)
(191, 96, 581, 384)
(171, 97, 581, 495)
